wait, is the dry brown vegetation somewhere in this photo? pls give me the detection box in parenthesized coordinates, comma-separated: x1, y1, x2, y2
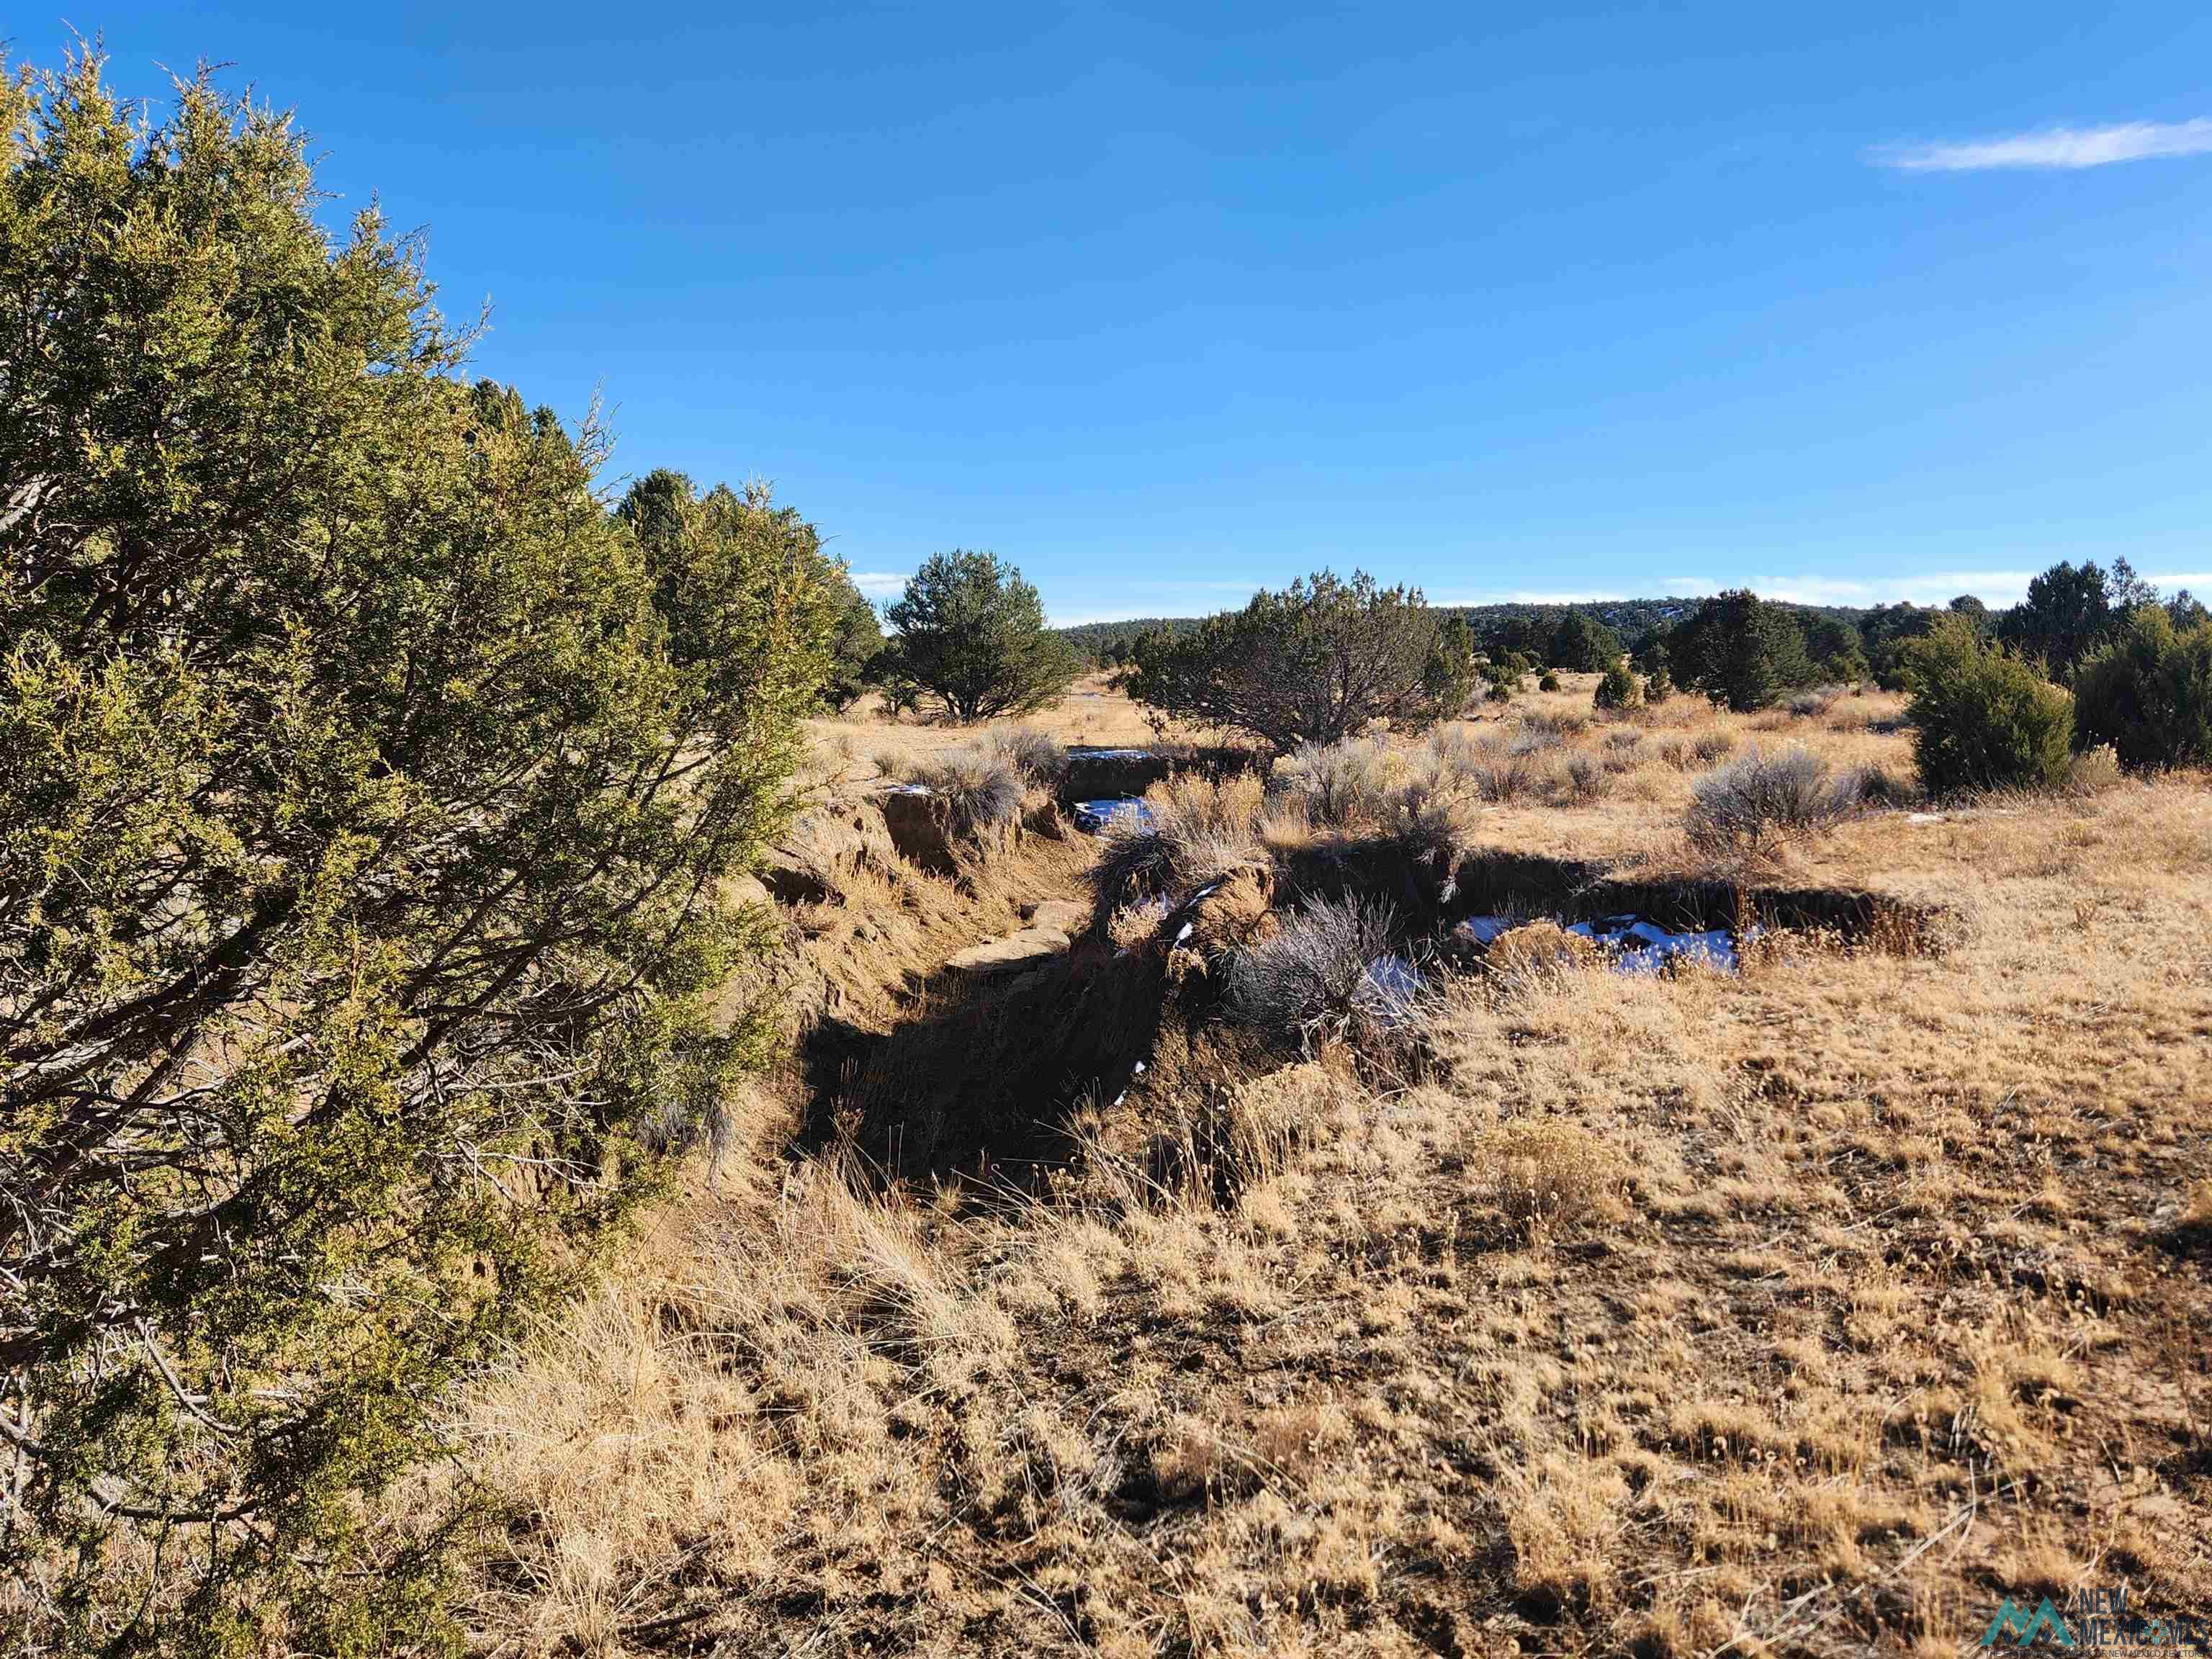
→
(444, 673, 2212, 1658)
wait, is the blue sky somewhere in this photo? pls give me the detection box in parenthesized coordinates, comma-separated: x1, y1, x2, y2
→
(40, 4, 2212, 622)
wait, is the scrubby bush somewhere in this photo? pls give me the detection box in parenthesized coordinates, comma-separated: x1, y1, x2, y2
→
(1840, 761, 1909, 809)
(1645, 664, 1673, 703)
(1691, 730, 1737, 765)
(1683, 747, 1851, 857)
(1786, 688, 1835, 719)
(1901, 619, 2073, 796)
(1475, 750, 1542, 803)
(1538, 670, 1562, 692)
(2071, 606, 2212, 771)
(0, 54, 837, 1647)
(1282, 737, 1400, 827)
(1125, 570, 1451, 747)
(1557, 752, 1609, 803)
(1593, 660, 1640, 711)
(1519, 709, 1589, 742)
(1228, 896, 1412, 1048)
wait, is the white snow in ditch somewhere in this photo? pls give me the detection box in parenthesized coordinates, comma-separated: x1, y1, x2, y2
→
(1359, 954, 1425, 1024)
(1454, 914, 1743, 974)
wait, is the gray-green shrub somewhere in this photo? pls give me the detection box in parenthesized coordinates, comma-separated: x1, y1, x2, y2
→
(1228, 896, 1411, 1048)
(1684, 747, 1851, 855)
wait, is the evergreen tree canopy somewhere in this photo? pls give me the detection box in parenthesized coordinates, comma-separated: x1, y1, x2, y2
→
(2000, 560, 2113, 673)
(1125, 570, 1446, 748)
(1546, 608, 1625, 673)
(883, 550, 1075, 721)
(1, 53, 835, 1650)
(1668, 590, 1816, 711)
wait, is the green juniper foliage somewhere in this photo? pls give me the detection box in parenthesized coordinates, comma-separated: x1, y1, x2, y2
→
(1125, 570, 1447, 749)
(1900, 618, 2073, 796)
(1, 53, 835, 1653)
(1592, 658, 1640, 711)
(2071, 603, 2212, 772)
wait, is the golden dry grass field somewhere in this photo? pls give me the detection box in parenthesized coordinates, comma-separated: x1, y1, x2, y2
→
(443, 672, 2212, 1658)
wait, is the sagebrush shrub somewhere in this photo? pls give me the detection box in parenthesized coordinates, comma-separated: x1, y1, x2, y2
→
(1283, 737, 1399, 827)
(1557, 753, 1607, 803)
(1538, 670, 1561, 691)
(1475, 751, 1540, 802)
(1902, 619, 2072, 796)
(1519, 709, 1589, 740)
(1228, 896, 1411, 1048)
(1683, 746, 1850, 856)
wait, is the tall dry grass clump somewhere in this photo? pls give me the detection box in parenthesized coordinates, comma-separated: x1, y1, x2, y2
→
(906, 746, 1025, 836)
(1091, 770, 1267, 912)
(449, 1151, 1013, 1651)
(976, 723, 1069, 783)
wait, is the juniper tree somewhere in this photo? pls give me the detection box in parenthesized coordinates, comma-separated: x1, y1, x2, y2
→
(1125, 570, 1446, 749)
(0, 53, 834, 1652)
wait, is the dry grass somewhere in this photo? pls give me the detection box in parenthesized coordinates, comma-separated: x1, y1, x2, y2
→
(439, 670, 2212, 1658)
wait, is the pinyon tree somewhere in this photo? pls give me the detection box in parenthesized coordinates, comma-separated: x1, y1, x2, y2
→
(1125, 570, 1446, 749)
(883, 549, 1074, 721)
(0, 53, 834, 1653)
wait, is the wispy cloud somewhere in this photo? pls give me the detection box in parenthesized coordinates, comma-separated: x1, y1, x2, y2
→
(1432, 571, 2042, 608)
(848, 570, 909, 601)
(1876, 118, 2212, 172)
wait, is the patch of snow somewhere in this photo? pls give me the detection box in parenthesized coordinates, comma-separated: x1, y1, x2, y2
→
(1527, 913, 1742, 976)
(1452, 916, 1514, 946)
(1359, 954, 1425, 1025)
(1073, 797, 1156, 834)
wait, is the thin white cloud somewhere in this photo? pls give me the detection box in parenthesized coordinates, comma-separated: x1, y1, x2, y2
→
(1429, 571, 2040, 608)
(848, 571, 909, 601)
(1876, 118, 2212, 172)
